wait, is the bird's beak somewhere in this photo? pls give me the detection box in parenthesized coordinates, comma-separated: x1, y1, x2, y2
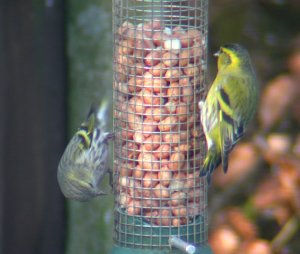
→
(214, 50, 221, 57)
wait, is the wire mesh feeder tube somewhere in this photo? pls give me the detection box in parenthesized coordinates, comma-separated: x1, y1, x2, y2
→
(112, 0, 212, 253)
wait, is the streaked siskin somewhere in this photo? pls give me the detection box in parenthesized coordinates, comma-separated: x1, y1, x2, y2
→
(57, 99, 113, 201)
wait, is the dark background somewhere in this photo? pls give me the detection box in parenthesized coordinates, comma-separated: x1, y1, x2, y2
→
(0, 1, 66, 254)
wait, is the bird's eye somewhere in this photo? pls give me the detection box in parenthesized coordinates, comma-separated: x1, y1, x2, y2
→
(220, 51, 231, 65)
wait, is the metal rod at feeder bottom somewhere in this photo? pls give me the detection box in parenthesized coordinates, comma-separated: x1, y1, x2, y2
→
(169, 236, 196, 254)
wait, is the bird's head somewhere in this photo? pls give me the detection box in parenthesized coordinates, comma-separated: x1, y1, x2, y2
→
(215, 43, 251, 71)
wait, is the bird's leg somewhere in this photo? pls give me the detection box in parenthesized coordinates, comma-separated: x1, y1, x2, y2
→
(198, 100, 205, 139)
(107, 132, 115, 139)
(103, 132, 115, 142)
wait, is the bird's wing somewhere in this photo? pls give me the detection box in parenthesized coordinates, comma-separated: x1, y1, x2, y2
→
(69, 116, 96, 162)
(76, 107, 97, 150)
(217, 103, 234, 173)
(216, 75, 246, 173)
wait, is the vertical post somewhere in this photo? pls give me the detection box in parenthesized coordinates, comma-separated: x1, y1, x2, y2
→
(0, 1, 65, 254)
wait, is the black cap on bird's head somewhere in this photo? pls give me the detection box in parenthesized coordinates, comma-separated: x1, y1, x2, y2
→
(222, 43, 245, 51)
(214, 43, 248, 56)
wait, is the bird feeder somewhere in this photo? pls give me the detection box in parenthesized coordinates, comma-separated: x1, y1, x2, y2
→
(112, 0, 212, 253)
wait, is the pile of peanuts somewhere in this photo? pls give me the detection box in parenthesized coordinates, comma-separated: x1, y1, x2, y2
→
(114, 20, 206, 226)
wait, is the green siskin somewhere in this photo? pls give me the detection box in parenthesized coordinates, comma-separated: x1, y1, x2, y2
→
(199, 43, 259, 183)
(57, 99, 113, 201)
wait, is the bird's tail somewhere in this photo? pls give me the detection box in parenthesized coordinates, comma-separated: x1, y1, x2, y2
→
(200, 148, 221, 184)
(97, 98, 110, 129)
(88, 98, 110, 130)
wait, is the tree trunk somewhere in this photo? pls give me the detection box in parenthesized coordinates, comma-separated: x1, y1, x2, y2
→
(0, 1, 66, 254)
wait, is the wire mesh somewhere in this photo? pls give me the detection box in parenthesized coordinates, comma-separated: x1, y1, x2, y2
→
(113, 0, 208, 250)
